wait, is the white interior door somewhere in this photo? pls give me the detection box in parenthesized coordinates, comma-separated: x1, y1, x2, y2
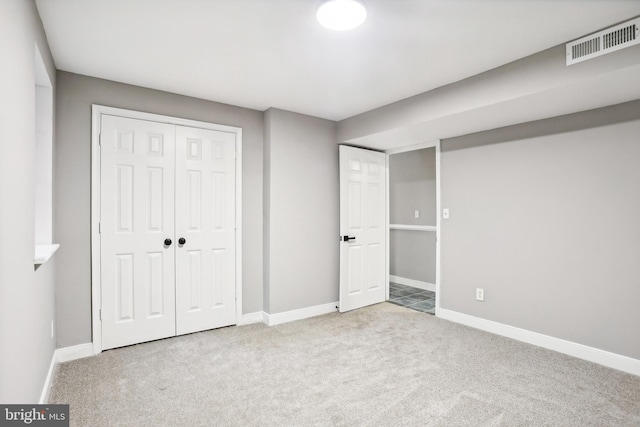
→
(174, 126, 237, 335)
(100, 115, 177, 350)
(339, 145, 387, 312)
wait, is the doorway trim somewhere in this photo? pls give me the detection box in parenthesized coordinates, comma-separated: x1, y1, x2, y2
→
(90, 105, 243, 355)
(385, 140, 441, 315)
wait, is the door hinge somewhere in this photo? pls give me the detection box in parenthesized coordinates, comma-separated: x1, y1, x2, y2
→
(98, 222, 101, 233)
(98, 132, 102, 146)
(99, 309, 102, 321)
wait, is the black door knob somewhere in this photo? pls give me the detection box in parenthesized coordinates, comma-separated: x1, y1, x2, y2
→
(164, 238, 172, 246)
(178, 237, 186, 245)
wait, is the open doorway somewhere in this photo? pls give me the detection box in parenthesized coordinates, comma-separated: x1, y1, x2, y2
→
(387, 144, 439, 314)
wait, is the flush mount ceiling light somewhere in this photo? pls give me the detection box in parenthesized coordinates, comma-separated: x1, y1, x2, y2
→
(316, 0, 367, 31)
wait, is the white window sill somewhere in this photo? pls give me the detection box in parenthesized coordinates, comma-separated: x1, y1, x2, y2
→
(34, 243, 60, 266)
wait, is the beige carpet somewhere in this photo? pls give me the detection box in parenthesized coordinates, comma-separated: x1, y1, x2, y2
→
(49, 303, 640, 426)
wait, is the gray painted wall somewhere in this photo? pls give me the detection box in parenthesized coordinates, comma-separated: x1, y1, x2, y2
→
(55, 72, 264, 347)
(0, 0, 57, 403)
(389, 148, 436, 283)
(390, 232, 436, 284)
(337, 43, 640, 147)
(263, 109, 338, 314)
(390, 148, 436, 225)
(263, 110, 273, 313)
(441, 100, 640, 360)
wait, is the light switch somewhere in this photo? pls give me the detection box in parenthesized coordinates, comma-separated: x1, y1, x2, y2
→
(442, 208, 450, 219)
(414, 210, 420, 219)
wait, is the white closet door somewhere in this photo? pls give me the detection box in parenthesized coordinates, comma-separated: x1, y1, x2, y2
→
(174, 126, 237, 335)
(100, 115, 176, 350)
(339, 145, 387, 312)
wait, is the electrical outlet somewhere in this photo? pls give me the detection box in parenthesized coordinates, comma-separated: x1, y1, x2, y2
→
(476, 288, 484, 302)
(442, 208, 450, 219)
(414, 210, 420, 219)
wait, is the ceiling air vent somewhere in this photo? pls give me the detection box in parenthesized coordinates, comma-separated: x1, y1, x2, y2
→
(566, 17, 639, 66)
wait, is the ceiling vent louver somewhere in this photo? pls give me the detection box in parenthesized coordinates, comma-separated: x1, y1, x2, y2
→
(566, 17, 639, 65)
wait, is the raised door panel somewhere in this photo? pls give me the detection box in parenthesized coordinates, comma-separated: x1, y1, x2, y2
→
(175, 125, 236, 335)
(100, 115, 176, 350)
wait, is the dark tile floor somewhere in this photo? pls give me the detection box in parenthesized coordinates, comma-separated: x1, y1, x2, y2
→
(388, 283, 435, 314)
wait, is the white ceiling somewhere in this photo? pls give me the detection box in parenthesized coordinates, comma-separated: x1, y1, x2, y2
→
(36, 0, 640, 121)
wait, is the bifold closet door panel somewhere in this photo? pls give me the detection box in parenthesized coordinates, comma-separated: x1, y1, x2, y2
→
(174, 125, 237, 335)
(100, 115, 177, 350)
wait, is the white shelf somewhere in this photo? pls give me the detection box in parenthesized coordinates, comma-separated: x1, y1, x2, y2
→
(34, 243, 60, 265)
(389, 224, 436, 232)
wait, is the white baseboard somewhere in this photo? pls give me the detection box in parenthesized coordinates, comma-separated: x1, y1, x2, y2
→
(264, 302, 338, 327)
(239, 311, 263, 325)
(39, 343, 93, 404)
(438, 308, 640, 377)
(39, 351, 56, 404)
(55, 343, 94, 363)
(389, 275, 435, 292)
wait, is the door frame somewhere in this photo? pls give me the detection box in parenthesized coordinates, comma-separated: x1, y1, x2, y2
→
(90, 105, 243, 355)
(385, 140, 441, 315)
